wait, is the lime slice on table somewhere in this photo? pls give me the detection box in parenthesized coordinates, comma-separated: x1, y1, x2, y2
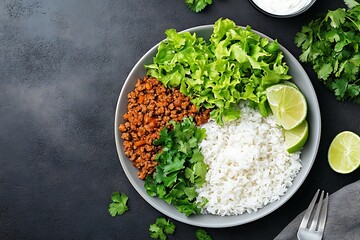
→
(285, 120, 309, 153)
(328, 131, 360, 174)
(266, 84, 307, 130)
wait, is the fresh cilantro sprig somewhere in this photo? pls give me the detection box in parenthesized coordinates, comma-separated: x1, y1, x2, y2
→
(149, 217, 176, 240)
(144, 117, 208, 216)
(185, 0, 213, 12)
(294, 0, 360, 104)
(108, 192, 129, 217)
(195, 229, 213, 240)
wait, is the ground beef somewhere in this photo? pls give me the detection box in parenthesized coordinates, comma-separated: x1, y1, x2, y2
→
(119, 76, 210, 179)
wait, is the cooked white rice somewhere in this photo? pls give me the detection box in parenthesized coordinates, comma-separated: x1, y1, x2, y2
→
(196, 104, 302, 216)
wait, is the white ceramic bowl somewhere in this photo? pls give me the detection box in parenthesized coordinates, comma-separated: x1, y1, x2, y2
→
(249, 0, 317, 18)
(114, 25, 321, 228)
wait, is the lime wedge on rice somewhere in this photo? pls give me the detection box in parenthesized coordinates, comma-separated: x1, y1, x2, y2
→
(265, 84, 307, 130)
(285, 120, 309, 153)
(328, 131, 360, 174)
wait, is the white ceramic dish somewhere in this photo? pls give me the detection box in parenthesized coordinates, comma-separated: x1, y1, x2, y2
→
(114, 25, 321, 228)
(248, 0, 317, 18)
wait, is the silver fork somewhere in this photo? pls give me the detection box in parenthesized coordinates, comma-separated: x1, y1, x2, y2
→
(297, 189, 329, 240)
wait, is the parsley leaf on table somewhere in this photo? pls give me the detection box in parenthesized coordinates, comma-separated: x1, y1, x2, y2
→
(195, 229, 213, 240)
(149, 217, 176, 240)
(185, 0, 213, 12)
(294, 0, 360, 104)
(108, 192, 129, 217)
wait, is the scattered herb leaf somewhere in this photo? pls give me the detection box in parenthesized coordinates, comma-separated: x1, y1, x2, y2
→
(144, 117, 208, 216)
(149, 217, 176, 240)
(294, 0, 360, 104)
(185, 0, 213, 12)
(195, 229, 213, 240)
(108, 192, 129, 217)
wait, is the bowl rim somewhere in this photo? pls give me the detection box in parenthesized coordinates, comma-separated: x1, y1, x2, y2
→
(248, 0, 317, 18)
(114, 24, 321, 228)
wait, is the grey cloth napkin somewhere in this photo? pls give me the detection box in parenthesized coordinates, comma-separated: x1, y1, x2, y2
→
(275, 180, 360, 240)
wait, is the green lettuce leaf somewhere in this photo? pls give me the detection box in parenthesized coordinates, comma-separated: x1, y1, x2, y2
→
(146, 18, 292, 125)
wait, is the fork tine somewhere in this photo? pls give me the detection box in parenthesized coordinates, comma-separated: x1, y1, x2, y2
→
(317, 192, 329, 232)
(299, 189, 320, 229)
(309, 190, 324, 231)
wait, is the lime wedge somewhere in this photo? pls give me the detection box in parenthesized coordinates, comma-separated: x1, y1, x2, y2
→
(282, 81, 299, 90)
(266, 84, 307, 130)
(328, 131, 360, 174)
(285, 120, 309, 153)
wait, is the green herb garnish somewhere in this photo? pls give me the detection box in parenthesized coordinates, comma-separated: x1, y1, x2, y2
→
(195, 229, 213, 240)
(294, 0, 360, 104)
(108, 192, 129, 217)
(144, 117, 207, 216)
(149, 217, 176, 240)
(146, 18, 291, 125)
(185, 0, 213, 12)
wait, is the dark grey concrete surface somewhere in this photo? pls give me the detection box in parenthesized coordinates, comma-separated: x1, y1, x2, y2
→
(0, 0, 359, 239)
